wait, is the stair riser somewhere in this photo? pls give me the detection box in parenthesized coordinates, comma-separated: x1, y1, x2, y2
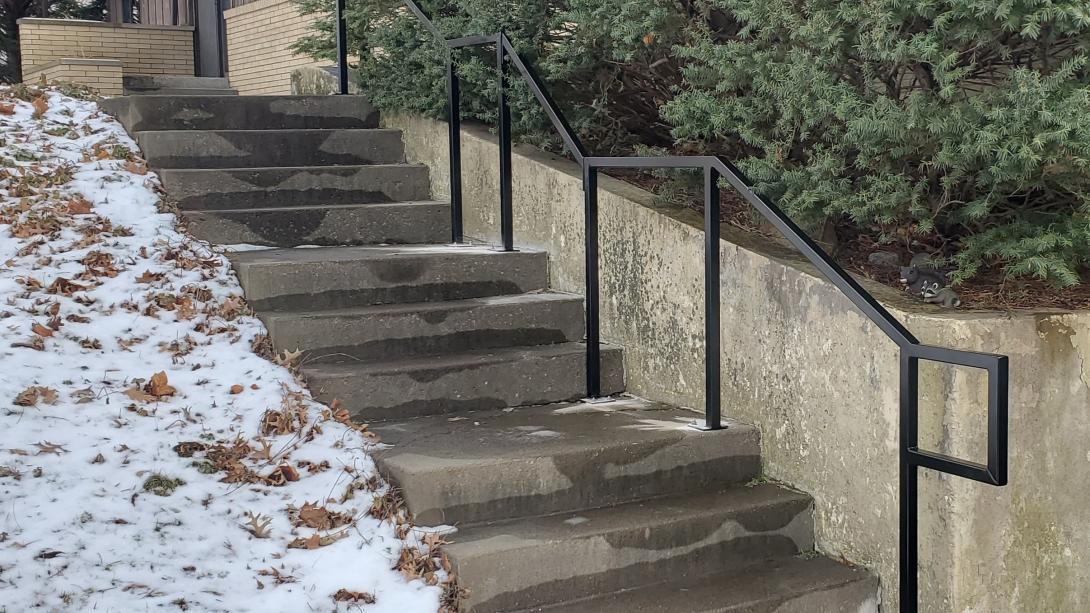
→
(303, 347, 624, 421)
(379, 431, 762, 526)
(138, 129, 405, 169)
(184, 202, 449, 247)
(264, 298, 585, 362)
(123, 75, 231, 90)
(231, 251, 549, 311)
(740, 580, 880, 613)
(159, 165, 431, 210)
(101, 95, 379, 132)
(455, 500, 815, 612)
(125, 88, 239, 96)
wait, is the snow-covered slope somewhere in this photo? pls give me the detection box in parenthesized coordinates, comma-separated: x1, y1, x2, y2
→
(0, 86, 447, 612)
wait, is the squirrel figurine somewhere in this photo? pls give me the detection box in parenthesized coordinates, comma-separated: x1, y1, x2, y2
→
(900, 253, 962, 308)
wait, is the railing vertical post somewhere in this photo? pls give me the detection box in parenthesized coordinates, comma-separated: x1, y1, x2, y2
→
(703, 165, 722, 429)
(335, 0, 349, 95)
(447, 56, 464, 243)
(584, 164, 601, 398)
(900, 350, 920, 613)
(497, 34, 514, 252)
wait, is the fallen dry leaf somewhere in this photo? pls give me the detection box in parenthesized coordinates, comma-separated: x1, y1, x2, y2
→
(144, 371, 176, 398)
(31, 323, 53, 338)
(0, 102, 14, 115)
(14, 386, 58, 407)
(333, 589, 375, 604)
(66, 197, 93, 215)
(31, 97, 48, 119)
(229, 384, 244, 395)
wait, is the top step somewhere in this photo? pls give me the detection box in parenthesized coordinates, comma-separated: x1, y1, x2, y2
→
(123, 75, 233, 92)
(100, 96, 379, 132)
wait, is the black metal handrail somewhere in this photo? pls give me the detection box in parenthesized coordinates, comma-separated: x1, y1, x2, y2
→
(389, 2, 1009, 611)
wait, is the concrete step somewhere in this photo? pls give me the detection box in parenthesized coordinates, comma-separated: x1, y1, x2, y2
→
(101, 95, 379, 132)
(301, 342, 625, 421)
(523, 556, 879, 613)
(126, 88, 240, 96)
(137, 129, 405, 169)
(158, 164, 430, 210)
(446, 484, 814, 612)
(122, 75, 233, 91)
(262, 292, 585, 363)
(183, 201, 449, 247)
(373, 399, 761, 526)
(229, 245, 548, 311)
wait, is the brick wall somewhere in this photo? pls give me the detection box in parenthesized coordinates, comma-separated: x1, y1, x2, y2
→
(224, 0, 330, 95)
(24, 58, 125, 97)
(18, 19, 194, 78)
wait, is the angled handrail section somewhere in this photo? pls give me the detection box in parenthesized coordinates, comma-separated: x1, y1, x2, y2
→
(399, 2, 1009, 611)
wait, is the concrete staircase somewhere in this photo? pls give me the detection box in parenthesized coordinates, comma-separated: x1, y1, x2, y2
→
(122, 75, 239, 96)
(104, 94, 879, 612)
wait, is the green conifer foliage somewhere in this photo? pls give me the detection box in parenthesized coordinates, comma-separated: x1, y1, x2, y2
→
(295, 0, 1090, 285)
(666, 0, 1090, 284)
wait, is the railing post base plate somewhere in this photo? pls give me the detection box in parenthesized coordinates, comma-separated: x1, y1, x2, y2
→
(688, 420, 728, 432)
(581, 396, 615, 405)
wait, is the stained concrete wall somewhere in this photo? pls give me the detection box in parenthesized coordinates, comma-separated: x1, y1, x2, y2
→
(387, 114, 1090, 613)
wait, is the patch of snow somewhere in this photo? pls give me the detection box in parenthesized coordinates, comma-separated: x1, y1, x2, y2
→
(0, 87, 445, 612)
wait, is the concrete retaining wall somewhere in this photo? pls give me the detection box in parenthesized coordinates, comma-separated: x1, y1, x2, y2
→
(223, 0, 329, 95)
(387, 114, 1090, 613)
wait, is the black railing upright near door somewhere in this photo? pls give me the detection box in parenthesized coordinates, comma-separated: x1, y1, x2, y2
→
(395, 2, 1010, 611)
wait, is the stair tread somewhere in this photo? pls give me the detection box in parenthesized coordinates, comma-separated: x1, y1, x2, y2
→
(159, 162, 424, 173)
(447, 483, 808, 545)
(136, 128, 404, 136)
(528, 556, 877, 613)
(375, 398, 750, 470)
(229, 243, 539, 265)
(302, 341, 611, 376)
(186, 200, 447, 215)
(372, 399, 759, 526)
(264, 290, 580, 320)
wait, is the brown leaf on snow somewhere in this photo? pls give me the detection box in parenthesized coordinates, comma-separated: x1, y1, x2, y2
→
(47, 277, 86, 296)
(136, 270, 164, 284)
(0, 102, 14, 115)
(295, 502, 353, 531)
(229, 384, 244, 395)
(14, 386, 58, 407)
(288, 534, 322, 550)
(11, 336, 45, 351)
(333, 589, 375, 604)
(124, 160, 148, 175)
(172, 441, 209, 458)
(242, 512, 272, 538)
(30, 323, 53, 338)
(123, 387, 155, 403)
(33, 441, 68, 455)
(31, 96, 48, 119)
(263, 463, 300, 487)
(144, 371, 176, 398)
(66, 197, 93, 215)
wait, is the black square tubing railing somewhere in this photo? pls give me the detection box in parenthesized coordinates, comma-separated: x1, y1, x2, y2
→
(399, 3, 1010, 611)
